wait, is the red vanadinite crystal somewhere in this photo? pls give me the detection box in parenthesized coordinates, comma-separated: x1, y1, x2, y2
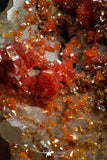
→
(37, 59, 75, 98)
(37, 70, 59, 98)
(3, 39, 45, 75)
(6, 41, 28, 75)
(0, 37, 75, 102)
(77, 0, 93, 28)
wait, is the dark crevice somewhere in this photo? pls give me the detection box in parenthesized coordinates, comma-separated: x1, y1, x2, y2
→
(0, 0, 9, 12)
(60, 29, 70, 43)
(0, 136, 11, 160)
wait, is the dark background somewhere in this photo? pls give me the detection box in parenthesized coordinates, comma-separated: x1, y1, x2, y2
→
(0, 136, 11, 160)
(0, 0, 9, 12)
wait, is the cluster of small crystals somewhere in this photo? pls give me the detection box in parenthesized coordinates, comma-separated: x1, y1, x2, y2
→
(22, 0, 64, 37)
(0, 38, 77, 105)
(1, 93, 106, 160)
(0, 0, 107, 160)
(0, 0, 81, 104)
(53, 0, 107, 42)
(74, 45, 107, 89)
